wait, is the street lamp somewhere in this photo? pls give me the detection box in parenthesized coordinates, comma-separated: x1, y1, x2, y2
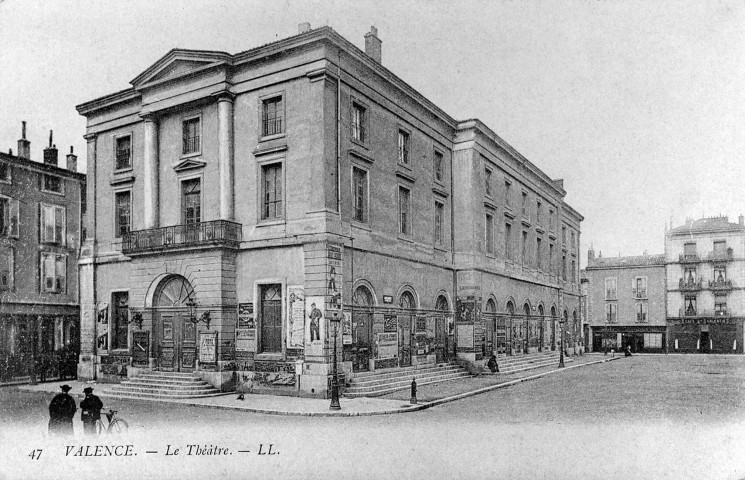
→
(328, 310, 342, 410)
(128, 309, 144, 329)
(186, 297, 211, 330)
(559, 316, 566, 368)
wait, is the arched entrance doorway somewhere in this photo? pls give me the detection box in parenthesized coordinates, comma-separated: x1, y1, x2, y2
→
(351, 285, 374, 372)
(537, 304, 545, 351)
(398, 290, 416, 367)
(153, 275, 198, 372)
(550, 306, 557, 350)
(435, 295, 451, 363)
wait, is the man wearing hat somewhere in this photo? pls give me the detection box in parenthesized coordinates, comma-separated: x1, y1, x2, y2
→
(80, 386, 104, 436)
(48, 385, 76, 436)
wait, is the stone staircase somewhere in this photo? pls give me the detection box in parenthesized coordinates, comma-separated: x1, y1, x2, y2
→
(343, 363, 470, 398)
(491, 350, 572, 375)
(105, 371, 223, 400)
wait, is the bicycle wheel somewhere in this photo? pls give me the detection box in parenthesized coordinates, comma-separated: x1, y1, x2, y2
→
(108, 419, 129, 435)
(97, 420, 104, 436)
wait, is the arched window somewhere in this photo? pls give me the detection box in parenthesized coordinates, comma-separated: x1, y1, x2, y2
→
(523, 303, 530, 317)
(538, 305, 544, 317)
(551, 306, 557, 319)
(435, 295, 449, 311)
(399, 291, 416, 310)
(506, 301, 515, 315)
(353, 285, 374, 306)
(154, 275, 195, 307)
(485, 298, 496, 313)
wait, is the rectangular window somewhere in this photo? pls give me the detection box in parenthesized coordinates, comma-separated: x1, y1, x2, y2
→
(42, 174, 63, 194)
(684, 296, 697, 316)
(505, 223, 512, 260)
(521, 192, 528, 218)
(115, 135, 132, 170)
(636, 302, 648, 323)
(715, 295, 727, 316)
(644, 333, 662, 348)
(571, 231, 576, 249)
(0, 245, 14, 291)
(549, 209, 555, 232)
(0, 163, 10, 182)
(605, 303, 617, 323)
(684, 267, 697, 284)
(40, 204, 65, 244)
(0, 196, 19, 237)
(536, 200, 542, 225)
(522, 231, 528, 264)
(713, 240, 727, 255)
(505, 181, 512, 207)
(485, 168, 493, 197)
(182, 117, 200, 155)
(434, 151, 444, 183)
(398, 186, 411, 235)
(683, 242, 696, 258)
(41, 253, 66, 293)
(635, 277, 648, 298)
(485, 213, 494, 254)
(549, 243, 555, 273)
(262, 96, 284, 137)
(434, 202, 444, 245)
(571, 259, 576, 283)
(713, 266, 727, 284)
(351, 103, 366, 143)
(562, 254, 567, 280)
(261, 164, 283, 220)
(605, 277, 617, 300)
(536, 237, 542, 269)
(352, 166, 368, 223)
(111, 291, 129, 350)
(562, 226, 567, 245)
(114, 191, 131, 238)
(182, 178, 201, 225)
(398, 130, 410, 165)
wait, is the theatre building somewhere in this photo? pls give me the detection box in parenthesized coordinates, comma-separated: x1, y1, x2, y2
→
(0, 124, 85, 383)
(76, 24, 582, 397)
(666, 216, 745, 354)
(583, 249, 667, 353)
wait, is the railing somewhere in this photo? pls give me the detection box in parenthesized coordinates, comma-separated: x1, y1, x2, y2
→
(634, 288, 647, 298)
(679, 254, 701, 263)
(707, 248, 734, 262)
(183, 136, 200, 155)
(678, 278, 703, 291)
(709, 279, 733, 291)
(262, 118, 283, 137)
(116, 148, 131, 169)
(678, 308, 730, 318)
(122, 220, 242, 254)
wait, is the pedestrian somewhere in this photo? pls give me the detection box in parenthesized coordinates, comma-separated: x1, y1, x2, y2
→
(486, 354, 499, 373)
(80, 386, 103, 436)
(625, 345, 632, 357)
(48, 384, 76, 436)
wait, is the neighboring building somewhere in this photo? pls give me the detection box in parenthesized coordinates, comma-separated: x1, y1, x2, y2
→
(583, 248, 667, 353)
(666, 216, 745, 354)
(0, 122, 85, 383)
(76, 24, 582, 397)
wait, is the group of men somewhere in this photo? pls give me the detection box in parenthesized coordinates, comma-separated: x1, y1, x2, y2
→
(48, 385, 103, 436)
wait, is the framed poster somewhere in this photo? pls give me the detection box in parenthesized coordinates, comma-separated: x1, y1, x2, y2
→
(342, 311, 353, 345)
(235, 329, 257, 353)
(287, 285, 305, 348)
(199, 332, 217, 363)
(305, 296, 325, 346)
(132, 331, 149, 365)
(237, 302, 254, 328)
(376, 332, 398, 359)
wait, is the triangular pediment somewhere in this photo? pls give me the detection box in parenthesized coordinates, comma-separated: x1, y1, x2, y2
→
(131, 49, 232, 89)
(173, 158, 207, 172)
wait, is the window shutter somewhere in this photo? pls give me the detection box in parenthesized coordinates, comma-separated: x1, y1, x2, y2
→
(55, 255, 66, 293)
(39, 204, 44, 243)
(9, 198, 19, 237)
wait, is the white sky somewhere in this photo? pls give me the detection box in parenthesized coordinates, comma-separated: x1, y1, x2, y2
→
(1, 0, 744, 265)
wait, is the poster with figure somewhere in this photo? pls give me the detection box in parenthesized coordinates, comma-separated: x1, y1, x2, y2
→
(342, 311, 353, 345)
(305, 296, 325, 350)
(96, 302, 109, 353)
(287, 285, 305, 348)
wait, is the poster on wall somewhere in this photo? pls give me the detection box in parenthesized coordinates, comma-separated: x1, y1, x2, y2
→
(199, 332, 218, 363)
(96, 302, 109, 354)
(342, 311, 353, 345)
(235, 329, 257, 353)
(237, 303, 254, 329)
(287, 285, 305, 348)
(457, 324, 475, 349)
(327, 244, 343, 311)
(376, 332, 398, 359)
(305, 296, 325, 353)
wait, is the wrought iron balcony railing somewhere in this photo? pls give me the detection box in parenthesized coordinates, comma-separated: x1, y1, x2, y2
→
(709, 279, 733, 291)
(678, 254, 701, 264)
(707, 248, 734, 262)
(678, 278, 703, 291)
(122, 220, 242, 254)
(678, 308, 730, 318)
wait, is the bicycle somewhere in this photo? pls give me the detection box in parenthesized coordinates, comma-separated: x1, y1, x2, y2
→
(97, 408, 129, 435)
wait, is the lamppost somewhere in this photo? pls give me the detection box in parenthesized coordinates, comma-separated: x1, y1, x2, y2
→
(559, 316, 566, 368)
(186, 297, 211, 330)
(328, 310, 342, 410)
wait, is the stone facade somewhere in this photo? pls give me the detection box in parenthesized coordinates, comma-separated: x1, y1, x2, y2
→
(666, 216, 745, 354)
(0, 126, 84, 383)
(76, 25, 583, 396)
(583, 249, 667, 353)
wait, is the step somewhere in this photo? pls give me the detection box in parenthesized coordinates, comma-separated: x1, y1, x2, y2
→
(127, 376, 206, 385)
(351, 362, 454, 379)
(137, 373, 205, 381)
(117, 382, 218, 391)
(101, 390, 227, 400)
(109, 386, 220, 396)
(344, 371, 470, 395)
(496, 358, 573, 375)
(343, 372, 471, 398)
(348, 368, 468, 388)
(348, 365, 464, 385)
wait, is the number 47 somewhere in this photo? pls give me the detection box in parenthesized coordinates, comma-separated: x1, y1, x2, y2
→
(29, 449, 42, 460)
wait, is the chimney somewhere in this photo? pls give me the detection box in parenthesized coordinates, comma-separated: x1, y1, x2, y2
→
(587, 245, 595, 263)
(17, 121, 30, 159)
(66, 146, 77, 172)
(365, 26, 382, 63)
(739, 214, 744, 226)
(298, 22, 311, 34)
(43, 130, 58, 166)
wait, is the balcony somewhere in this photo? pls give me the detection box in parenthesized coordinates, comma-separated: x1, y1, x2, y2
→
(633, 288, 647, 299)
(707, 248, 734, 263)
(709, 279, 734, 292)
(678, 308, 730, 318)
(122, 220, 242, 254)
(678, 254, 701, 264)
(678, 278, 702, 292)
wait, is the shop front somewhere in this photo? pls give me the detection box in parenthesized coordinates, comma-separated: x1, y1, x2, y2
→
(668, 316, 744, 354)
(591, 325, 666, 353)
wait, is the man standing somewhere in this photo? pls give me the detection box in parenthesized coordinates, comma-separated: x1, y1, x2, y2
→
(48, 384, 76, 436)
(309, 303, 322, 342)
(80, 387, 103, 436)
